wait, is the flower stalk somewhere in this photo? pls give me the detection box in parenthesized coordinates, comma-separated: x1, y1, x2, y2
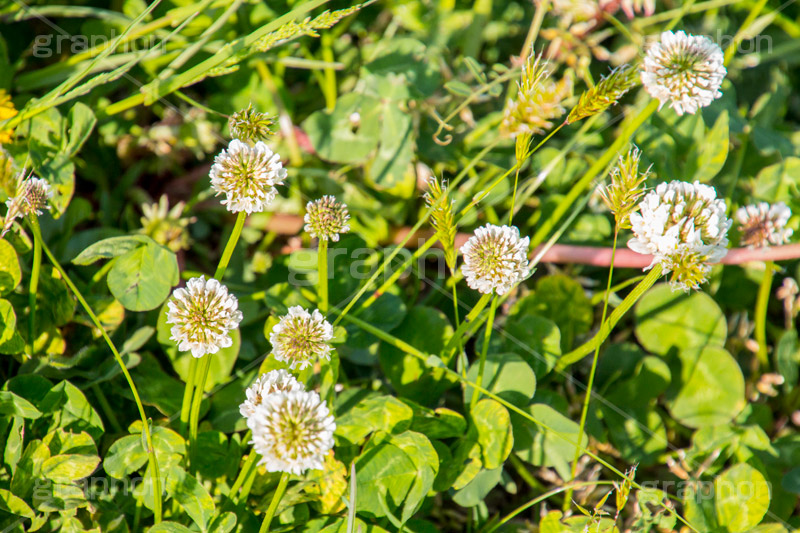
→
(557, 263, 663, 371)
(755, 261, 775, 368)
(28, 217, 163, 523)
(260, 472, 290, 533)
(186, 210, 246, 448)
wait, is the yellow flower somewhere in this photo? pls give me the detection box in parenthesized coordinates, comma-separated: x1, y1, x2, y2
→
(0, 90, 18, 144)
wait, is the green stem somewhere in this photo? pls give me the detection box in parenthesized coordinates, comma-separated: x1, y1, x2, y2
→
(27, 235, 42, 356)
(215, 211, 247, 280)
(186, 210, 245, 446)
(755, 261, 774, 368)
(509, 165, 521, 226)
(530, 100, 658, 248)
(333, 309, 699, 533)
(29, 217, 162, 523)
(318, 239, 329, 313)
(564, 229, 619, 510)
(259, 472, 290, 533)
(179, 357, 198, 436)
(189, 355, 212, 444)
(443, 293, 493, 356)
(470, 295, 498, 410)
(556, 263, 663, 371)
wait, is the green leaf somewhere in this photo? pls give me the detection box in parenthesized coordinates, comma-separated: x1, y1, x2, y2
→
(408, 403, 467, 440)
(336, 394, 413, 445)
(355, 440, 416, 518)
(601, 357, 671, 465)
(39, 381, 104, 441)
(512, 275, 591, 352)
(444, 80, 472, 96)
(72, 235, 153, 265)
(452, 467, 502, 508)
(0, 299, 24, 353)
(465, 352, 536, 407)
(193, 431, 237, 480)
(512, 403, 587, 481)
(166, 465, 216, 531)
(42, 453, 100, 483)
(753, 156, 800, 203)
(472, 399, 513, 469)
(388, 431, 438, 523)
(303, 92, 381, 164)
(0, 239, 21, 295)
(107, 239, 178, 311)
(103, 434, 148, 479)
(635, 283, 727, 356)
(693, 110, 729, 182)
(667, 346, 745, 428)
(378, 306, 455, 405)
(64, 102, 97, 157)
(11, 439, 50, 499)
(0, 487, 35, 519)
(0, 390, 42, 419)
(715, 464, 771, 532)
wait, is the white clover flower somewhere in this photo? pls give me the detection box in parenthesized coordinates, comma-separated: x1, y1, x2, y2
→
(166, 276, 243, 357)
(460, 224, 531, 295)
(269, 306, 333, 370)
(641, 30, 726, 115)
(735, 202, 793, 248)
(304, 196, 350, 242)
(628, 180, 732, 291)
(247, 389, 336, 475)
(2, 173, 52, 237)
(209, 139, 287, 214)
(239, 369, 304, 419)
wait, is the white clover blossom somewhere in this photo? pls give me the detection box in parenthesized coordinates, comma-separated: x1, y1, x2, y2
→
(641, 30, 726, 115)
(269, 306, 333, 370)
(166, 276, 243, 357)
(735, 202, 793, 248)
(247, 389, 336, 475)
(460, 224, 531, 295)
(239, 370, 304, 419)
(2, 174, 52, 237)
(304, 196, 350, 242)
(209, 139, 287, 214)
(628, 180, 732, 291)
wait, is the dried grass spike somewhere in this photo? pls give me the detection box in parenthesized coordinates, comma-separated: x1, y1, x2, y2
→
(424, 177, 457, 271)
(567, 64, 639, 124)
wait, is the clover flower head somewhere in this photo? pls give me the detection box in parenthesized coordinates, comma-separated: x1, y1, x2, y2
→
(641, 30, 726, 115)
(269, 306, 333, 370)
(209, 139, 287, 214)
(735, 202, 792, 248)
(248, 389, 336, 475)
(139, 195, 196, 252)
(2, 172, 52, 237)
(304, 196, 350, 242)
(228, 104, 275, 144)
(239, 369, 304, 419)
(460, 224, 531, 295)
(166, 276, 243, 357)
(628, 180, 731, 291)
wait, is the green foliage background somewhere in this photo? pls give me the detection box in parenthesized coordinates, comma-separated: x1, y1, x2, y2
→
(1, 0, 800, 532)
